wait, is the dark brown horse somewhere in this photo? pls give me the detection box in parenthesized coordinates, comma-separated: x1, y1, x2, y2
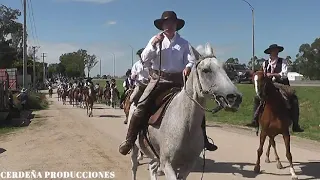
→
(68, 88, 74, 105)
(253, 71, 298, 180)
(61, 88, 68, 105)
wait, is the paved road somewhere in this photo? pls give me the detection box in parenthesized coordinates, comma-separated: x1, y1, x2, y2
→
(0, 93, 319, 180)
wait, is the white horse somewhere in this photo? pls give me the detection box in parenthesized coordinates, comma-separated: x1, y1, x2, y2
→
(126, 43, 243, 180)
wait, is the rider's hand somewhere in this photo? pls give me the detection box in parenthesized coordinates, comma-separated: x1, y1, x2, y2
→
(151, 31, 166, 46)
(183, 67, 191, 77)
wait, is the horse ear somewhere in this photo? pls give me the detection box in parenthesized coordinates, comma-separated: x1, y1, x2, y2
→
(204, 43, 214, 56)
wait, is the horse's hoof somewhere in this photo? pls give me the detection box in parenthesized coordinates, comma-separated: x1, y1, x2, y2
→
(265, 158, 270, 163)
(254, 165, 260, 173)
(124, 121, 127, 124)
(277, 163, 283, 169)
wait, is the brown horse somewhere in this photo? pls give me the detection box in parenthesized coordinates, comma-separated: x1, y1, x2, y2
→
(61, 88, 68, 105)
(123, 88, 134, 124)
(85, 85, 95, 117)
(68, 88, 74, 105)
(96, 87, 104, 103)
(104, 87, 111, 106)
(253, 71, 298, 180)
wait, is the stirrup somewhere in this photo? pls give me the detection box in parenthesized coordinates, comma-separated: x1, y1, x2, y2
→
(118, 140, 133, 155)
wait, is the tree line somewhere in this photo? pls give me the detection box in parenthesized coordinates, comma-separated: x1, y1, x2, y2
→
(1, 4, 320, 80)
(48, 49, 98, 78)
(225, 38, 320, 80)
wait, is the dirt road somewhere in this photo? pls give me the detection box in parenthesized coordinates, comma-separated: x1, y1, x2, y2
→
(0, 93, 319, 180)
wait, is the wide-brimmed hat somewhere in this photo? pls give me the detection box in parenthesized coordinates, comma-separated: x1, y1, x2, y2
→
(264, 44, 284, 54)
(136, 48, 144, 56)
(154, 11, 185, 31)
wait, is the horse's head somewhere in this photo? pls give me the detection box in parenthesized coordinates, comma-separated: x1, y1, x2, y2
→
(253, 71, 274, 99)
(190, 43, 242, 111)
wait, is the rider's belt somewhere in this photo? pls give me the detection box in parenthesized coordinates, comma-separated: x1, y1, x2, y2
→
(152, 70, 183, 84)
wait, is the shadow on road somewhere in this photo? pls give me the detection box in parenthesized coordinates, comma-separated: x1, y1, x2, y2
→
(192, 157, 320, 179)
(99, 115, 122, 118)
(0, 148, 6, 154)
(192, 157, 258, 178)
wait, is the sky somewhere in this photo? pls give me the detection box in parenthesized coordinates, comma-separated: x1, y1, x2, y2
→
(2, 0, 320, 76)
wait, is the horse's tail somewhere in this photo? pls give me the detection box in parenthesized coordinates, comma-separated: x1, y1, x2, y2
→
(255, 125, 259, 136)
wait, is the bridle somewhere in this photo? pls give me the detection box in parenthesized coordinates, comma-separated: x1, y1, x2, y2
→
(183, 58, 223, 114)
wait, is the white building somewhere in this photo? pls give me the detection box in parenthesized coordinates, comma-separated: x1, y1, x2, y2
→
(288, 72, 304, 81)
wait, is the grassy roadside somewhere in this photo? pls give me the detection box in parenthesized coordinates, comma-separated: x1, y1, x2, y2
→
(0, 92, 49, 135)
(94, 79, 320, 141)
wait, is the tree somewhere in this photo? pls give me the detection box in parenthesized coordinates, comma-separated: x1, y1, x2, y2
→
(0, 4, 24, 68)
(84, 54, 98, 78)
(247, 56, 266, 71)
(285, 56, 292, 65)
(294, 38, 320, 79)
(226, 57, 239, 64)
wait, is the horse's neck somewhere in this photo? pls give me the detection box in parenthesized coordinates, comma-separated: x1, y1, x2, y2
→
(175, 73, 206, 129)
(264, 82, 285, 109)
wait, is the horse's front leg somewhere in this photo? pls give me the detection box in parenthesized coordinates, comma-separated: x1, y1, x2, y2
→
(163, 162, 177, 180)
(283, 133, 298, 180)
(270, 137, 283, 169)
(254, 131, 267, 173)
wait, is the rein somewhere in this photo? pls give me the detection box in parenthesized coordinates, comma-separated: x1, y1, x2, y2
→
(182, 60, 223, 114)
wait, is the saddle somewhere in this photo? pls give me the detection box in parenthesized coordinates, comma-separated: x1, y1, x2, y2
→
(147, 87, 181, 127)
(273, 82, 295, 109)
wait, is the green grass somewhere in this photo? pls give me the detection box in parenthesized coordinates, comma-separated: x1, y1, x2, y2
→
(94, 79, 320, 141)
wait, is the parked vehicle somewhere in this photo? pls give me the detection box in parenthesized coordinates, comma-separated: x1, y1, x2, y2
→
(224, 63, 253, 83)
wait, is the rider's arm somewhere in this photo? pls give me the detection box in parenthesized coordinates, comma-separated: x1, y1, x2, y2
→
(130, 64, 138, 80)
(141, 36, 157, 64)
(183, 43, 196, 69)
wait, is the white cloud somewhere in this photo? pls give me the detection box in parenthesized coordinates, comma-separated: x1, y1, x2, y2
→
(56, 0, 115, 4)
(106, 21, 117, 25)
(28, 40, 134, 77)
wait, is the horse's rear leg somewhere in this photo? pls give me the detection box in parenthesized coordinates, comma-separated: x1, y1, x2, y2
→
(265, 137, 283, 169)
(283, 133, 298, 180)
(149, 159, 159, 180)
(254, 131, 267, 173)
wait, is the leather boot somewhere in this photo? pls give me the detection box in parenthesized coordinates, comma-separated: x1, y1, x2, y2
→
(246, 96, 260, 127)
(290, 96, 304, 132)
(201, 116, 217, 151)
(119, 113, 142, 155)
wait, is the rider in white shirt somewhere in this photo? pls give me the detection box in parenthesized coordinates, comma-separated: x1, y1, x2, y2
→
(129, 48, 150, 105)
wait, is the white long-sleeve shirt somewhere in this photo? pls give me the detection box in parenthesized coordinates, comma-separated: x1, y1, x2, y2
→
(131, 60, 149, 85)
(141, 32, 196, 73)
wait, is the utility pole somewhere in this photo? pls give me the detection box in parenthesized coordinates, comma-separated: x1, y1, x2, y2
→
(99, 58, 102, 77)
(32, 46, 39, 89)
(241, 0, 255, 71)
(23, 0, 27, 88)
(129, 45, 134, 67)
(41, 53, 47, 83)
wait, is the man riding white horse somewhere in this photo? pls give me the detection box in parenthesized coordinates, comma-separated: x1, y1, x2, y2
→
(119, 11, 217, 156)
(247, 44, 304, 132)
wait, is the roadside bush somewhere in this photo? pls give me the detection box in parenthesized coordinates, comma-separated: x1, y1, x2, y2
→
(13, 91, 49, 110)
